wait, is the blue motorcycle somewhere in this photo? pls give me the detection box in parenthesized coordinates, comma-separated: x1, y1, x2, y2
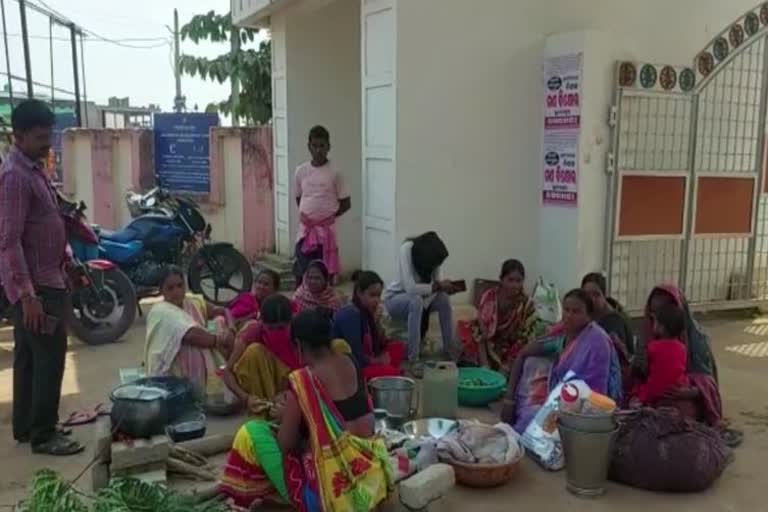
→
(90, 188, 253, 306)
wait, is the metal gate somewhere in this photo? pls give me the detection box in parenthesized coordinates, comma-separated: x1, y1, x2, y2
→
(606, 5, 768, 313)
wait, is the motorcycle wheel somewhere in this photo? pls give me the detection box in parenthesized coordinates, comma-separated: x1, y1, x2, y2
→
(187, 245, 253, 306)
(67, 268, 138, 345)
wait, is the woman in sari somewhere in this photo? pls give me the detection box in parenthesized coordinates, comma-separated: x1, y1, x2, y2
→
(500, 289, 620, 433)
(581, 273, 634, 355)
(459, 259, 538, 375)
(292, 260, 343, 313)
(144, 266, 236, 403)
(222, 294, 300, 407)
(227, 269, 282, 323)
(637, 285, 741, 446)
(333, 271, 406, 380)
(219, 309, 393, 510)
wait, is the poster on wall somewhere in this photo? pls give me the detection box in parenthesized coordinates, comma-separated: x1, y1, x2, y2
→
(542, 137, 578, 205)
(153, 112, 219, 194)
(541, 52, 582, 207)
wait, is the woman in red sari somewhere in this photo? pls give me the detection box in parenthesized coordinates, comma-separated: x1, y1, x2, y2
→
(460, 259, 538, 375)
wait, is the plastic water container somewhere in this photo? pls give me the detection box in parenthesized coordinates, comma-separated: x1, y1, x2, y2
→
(421, 361, 458, 419)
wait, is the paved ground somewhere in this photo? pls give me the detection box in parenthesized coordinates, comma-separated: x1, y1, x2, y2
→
(0, 308, 767, 511)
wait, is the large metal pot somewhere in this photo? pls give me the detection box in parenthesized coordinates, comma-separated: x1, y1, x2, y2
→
(369, 377, 418, 423)
(110, 383, 170, 438)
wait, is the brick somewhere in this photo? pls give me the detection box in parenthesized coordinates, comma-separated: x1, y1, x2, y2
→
(110, 435, 169, 471)
(398, 463, 455, 510)
(90, 462, 110, 493)
(92, 416, 113, 463)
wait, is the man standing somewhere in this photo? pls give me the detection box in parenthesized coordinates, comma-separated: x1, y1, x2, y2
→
(293, 125, 351, 285)
(0, 100, 82, 455)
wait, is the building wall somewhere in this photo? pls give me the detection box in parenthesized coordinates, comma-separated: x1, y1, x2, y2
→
(284, 0, 363, 275)
(394, 0, 760, 295)
(62, 127, 274, 262)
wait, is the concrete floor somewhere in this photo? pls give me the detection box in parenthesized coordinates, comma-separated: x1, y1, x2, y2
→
(0, 309, 766, 511)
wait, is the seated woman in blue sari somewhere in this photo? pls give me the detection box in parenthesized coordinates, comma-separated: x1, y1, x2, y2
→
(500, 289, 621, 433)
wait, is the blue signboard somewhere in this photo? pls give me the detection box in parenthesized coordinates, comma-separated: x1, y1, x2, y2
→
(52, 113, 77, 183)
(153, 113, 219, 194)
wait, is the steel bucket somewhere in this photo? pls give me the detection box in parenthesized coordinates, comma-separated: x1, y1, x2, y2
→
(558, 423, 618, 498)
(368, 377, 418, 423)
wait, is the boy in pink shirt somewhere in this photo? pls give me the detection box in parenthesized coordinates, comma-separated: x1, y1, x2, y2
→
(293, 125, 351, 285)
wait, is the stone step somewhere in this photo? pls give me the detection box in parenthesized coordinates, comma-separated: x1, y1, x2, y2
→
(253, 260, 296, 292)
(258, 252, 293, 271)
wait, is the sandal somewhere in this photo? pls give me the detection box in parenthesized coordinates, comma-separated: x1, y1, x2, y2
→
(62, 403, 110, 427)
(32, 433, 84, 456)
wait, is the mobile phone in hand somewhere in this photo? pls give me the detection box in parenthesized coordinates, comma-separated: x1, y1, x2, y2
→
(41, 313, 60, 335)
(450, 280, 467, 293)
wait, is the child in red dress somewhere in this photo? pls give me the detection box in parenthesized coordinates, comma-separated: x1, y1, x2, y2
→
(631, 303, 690, 406)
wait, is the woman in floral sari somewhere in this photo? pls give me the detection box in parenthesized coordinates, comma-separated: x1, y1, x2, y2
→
(219, 309, 392, 510)
(500, 289, 620, 433)
(292, 260, 343, 313)
(460, 259, 538, 375)
(144, 266, 237, 405)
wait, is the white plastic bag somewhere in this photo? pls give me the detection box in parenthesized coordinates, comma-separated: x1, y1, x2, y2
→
(520, 371, 576, 471)
(532, 277, 562, 327)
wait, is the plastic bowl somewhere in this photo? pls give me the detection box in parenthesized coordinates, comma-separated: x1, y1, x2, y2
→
(457, 367, 507, 406)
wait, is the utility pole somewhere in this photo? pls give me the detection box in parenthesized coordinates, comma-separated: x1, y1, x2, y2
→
(18, 0, 33, 98)
(0, 0, 13, 104)
(172, 8, 185, 113)
(230, 26, 240, 126)
(69, 23, 82, 126)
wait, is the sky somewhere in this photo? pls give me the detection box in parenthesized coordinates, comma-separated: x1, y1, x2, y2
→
(0, 0, 262, 121)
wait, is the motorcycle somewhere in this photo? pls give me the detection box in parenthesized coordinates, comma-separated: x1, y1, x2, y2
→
(0, 194, 138, 346)
(96, 187, 253, 306)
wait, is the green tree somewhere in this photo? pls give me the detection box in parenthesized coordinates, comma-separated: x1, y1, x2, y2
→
(179, 11, 271, 124)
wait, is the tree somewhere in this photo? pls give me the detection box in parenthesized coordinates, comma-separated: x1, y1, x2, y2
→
(179, 11, 271, 125)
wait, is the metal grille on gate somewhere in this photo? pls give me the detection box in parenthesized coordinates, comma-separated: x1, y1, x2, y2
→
(606, 4, 768, 313)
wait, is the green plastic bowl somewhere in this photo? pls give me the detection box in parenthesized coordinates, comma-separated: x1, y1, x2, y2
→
(457, 367, 507, 406)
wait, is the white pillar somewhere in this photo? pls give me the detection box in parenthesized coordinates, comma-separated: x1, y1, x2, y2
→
(538, 31, 614, 292)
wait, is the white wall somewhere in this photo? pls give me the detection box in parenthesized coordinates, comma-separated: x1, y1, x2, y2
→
(394, 0, 761, 297)
(284, 0, 363, 274)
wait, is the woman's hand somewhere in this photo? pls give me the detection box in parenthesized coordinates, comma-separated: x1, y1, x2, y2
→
(662, 386, 700, 401)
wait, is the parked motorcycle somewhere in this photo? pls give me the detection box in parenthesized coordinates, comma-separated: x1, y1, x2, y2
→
(96, 187, 253, 305)
(0, 194, 138, 346)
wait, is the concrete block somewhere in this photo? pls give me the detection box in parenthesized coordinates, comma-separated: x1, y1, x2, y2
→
(92, 416, 113, 463)
(398, 463, 455, 511)
(111, 435, 169, 471)
(90, 462, 110, 492)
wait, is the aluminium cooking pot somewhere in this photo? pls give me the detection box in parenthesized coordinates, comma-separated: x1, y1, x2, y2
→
(110, 383, 170, 438)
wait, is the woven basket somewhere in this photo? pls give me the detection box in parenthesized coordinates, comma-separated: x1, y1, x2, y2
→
(442, 455, 522, 488)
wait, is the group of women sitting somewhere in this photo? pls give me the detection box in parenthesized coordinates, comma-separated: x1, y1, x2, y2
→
(140, 229, 736, 510)
(464, 260, 730, 441)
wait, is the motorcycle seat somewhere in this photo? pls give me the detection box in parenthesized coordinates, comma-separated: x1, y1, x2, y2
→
(99, 228, 136, 243)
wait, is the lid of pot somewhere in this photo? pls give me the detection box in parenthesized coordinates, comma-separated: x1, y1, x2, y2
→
(111, 384, 169, 401)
